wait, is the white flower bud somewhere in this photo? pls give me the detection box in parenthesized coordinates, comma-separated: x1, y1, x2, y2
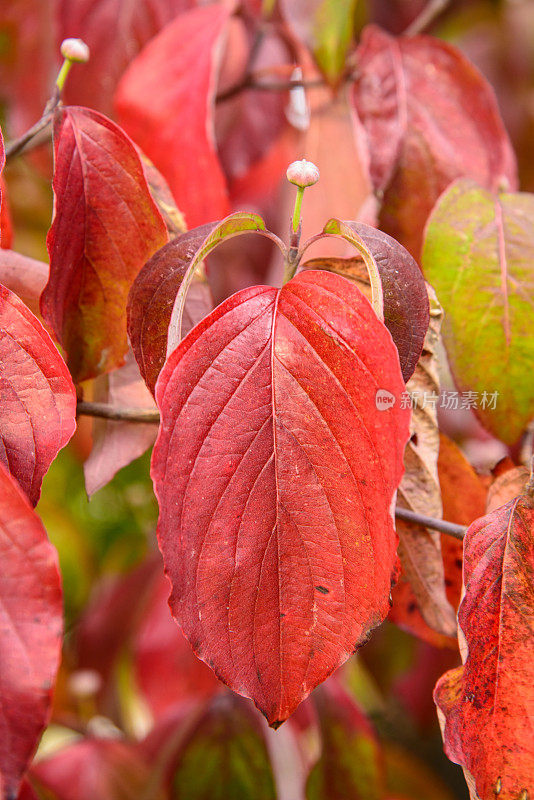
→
(60, 38, 90, 63)
(286, 159, 320, 188)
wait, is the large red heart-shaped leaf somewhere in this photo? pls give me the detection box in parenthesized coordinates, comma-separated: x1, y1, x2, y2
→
(57, 0, 194, 117)
(152, 270, 410, 726)
(0, 463, 63, 800)
(434, 489, 534, 800)
(115, 3, 232, 228)
(352, 26, 518, 257)
(0, 284, 76, 505)
(41, 106, 168, 383)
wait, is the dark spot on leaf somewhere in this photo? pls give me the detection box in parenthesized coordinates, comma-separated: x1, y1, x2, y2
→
(455, 558, 462, 569)
(315, 585, 329, 594)
(445, 578, 453, 587)
(280, 612, 285, 618)
(271, 719, 283, 730)
(408, 601, 417, 613)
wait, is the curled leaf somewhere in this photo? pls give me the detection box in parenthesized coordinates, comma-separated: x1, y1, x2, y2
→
(393, 287, 456, 639)
(307, 220, 429, 381)
(127, 224, 217, 395)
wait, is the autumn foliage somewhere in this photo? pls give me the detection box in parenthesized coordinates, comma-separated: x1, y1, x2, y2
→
(0, 1, 533, 799)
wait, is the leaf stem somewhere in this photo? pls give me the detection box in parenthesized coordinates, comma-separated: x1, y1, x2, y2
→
(55, 59, 74, 93)
(292, 186, 305, 234)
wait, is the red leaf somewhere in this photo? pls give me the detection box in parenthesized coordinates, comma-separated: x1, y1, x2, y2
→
(127, 225, 216, 395)
(83, 350, 158, 495)
(353, 26, 518, 257)
(57, 0, 195, 118)
(75, 559, 160, 689)
(41, 106, 168, 383)
(31, 739, 155, 800)
(134, 573, 220, 719)
(0, 179, 13, 250)
(0, 464, 63, 800)
(115, 4, 232, 228)
(152, 270, 410, 725)
(0, 284, 76, 504)
(434, 491, 534, 800)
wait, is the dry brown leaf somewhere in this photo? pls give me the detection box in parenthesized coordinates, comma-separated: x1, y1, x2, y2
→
(486, 465, 530, 513)
(395, 287, 456, 637)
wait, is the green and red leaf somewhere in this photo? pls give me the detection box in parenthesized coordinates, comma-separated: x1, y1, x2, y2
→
(422, 180, 534, 444)
(306, 681, 384, 800)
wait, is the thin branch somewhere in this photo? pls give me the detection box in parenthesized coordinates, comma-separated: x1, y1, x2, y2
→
(5, 113, 54, 160)
(395, 507, 466, 540)
(216, 73, 326, 103)
(5, 87, 61, 161)
(76, 400, 160, 424)
(404, 0, 450, 36)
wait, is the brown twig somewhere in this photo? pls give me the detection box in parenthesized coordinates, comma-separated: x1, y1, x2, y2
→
(5, 113, 54, 160)
(404, 0, 450, 36)
(216, 73, 326, 103)
(76, 400, 160, 424)
(395, 506, 466, 540)
(5, 87, 60, 160)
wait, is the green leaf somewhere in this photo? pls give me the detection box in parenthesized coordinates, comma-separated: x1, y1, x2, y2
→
(280, 0, 358, 86)
(422, 179, 534, 444)
(312, 0, 358, 85)
(171, 694, 276, 800)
